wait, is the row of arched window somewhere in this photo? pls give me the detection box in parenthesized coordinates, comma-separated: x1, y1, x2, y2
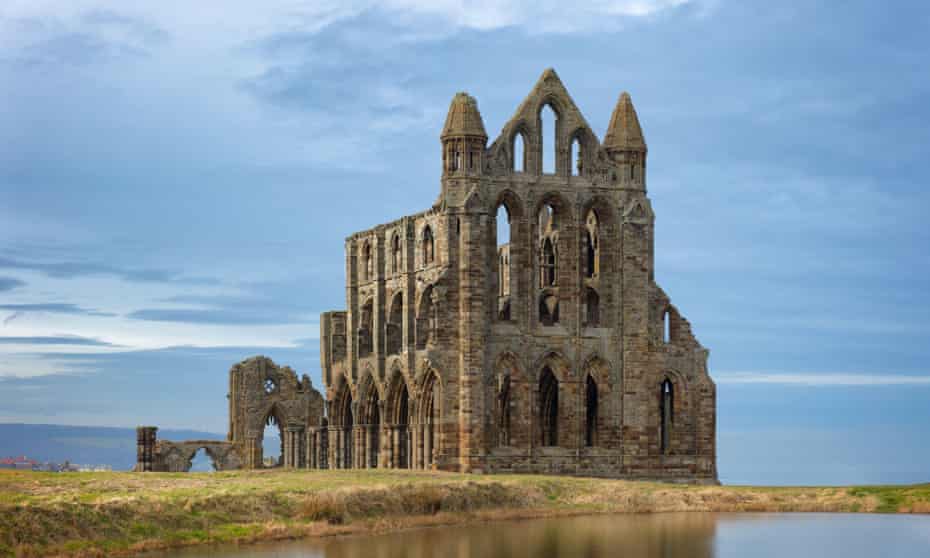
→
(358, 226, 436, 282)
(494, 368, 675, 452)
(496, 201, 603, 326)
(356, 286, 438, 358)
(511, 103, 585, 176)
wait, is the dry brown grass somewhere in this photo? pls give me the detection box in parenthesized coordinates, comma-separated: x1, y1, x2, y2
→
(0, 470, 927, 558)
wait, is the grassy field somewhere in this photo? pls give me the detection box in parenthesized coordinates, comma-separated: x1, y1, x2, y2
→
(0, 469, 928, 557)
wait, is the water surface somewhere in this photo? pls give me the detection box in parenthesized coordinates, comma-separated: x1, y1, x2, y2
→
(156, 513, 930, 557)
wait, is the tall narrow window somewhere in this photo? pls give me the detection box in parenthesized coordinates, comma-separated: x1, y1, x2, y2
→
(539, 367, 559, 446)
(358, 300, 374, 357)
(585, 209, 599, 278)
(660, 378, 673, 454)
(541, 238, 556, 286)
(386, 293, 403, 354)
(496, 204, 512, 321)
(422, 226, 434, 264)
(362, 242, 372, 281)
(416, 287, 434, 350)
(663, 310, 670, 343)
(513, 132, 526, 173)
(571, 137, 582, 176)
(585, 375, 598, 447)
(498, 374, 511, 446)
(584, 288, 600, 327)
(392, 234, 401, 274)
(541, 104, 557, 174)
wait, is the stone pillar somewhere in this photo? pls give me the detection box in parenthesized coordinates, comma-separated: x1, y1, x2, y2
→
(135, 426, 157, 472)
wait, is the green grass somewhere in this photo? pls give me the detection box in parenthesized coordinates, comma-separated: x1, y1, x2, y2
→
(0, 470, 927, 558)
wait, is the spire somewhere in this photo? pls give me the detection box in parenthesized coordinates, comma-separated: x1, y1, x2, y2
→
(441, 92, 487, 140)
(604, 92, 646, 153)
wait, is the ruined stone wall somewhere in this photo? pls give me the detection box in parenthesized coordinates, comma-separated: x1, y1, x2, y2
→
(317, 69, 717, 483)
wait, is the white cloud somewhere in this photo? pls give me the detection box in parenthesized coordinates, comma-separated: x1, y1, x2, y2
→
(716, 372, 930, 386)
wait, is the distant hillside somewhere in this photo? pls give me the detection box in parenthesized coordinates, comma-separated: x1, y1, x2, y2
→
(0, 424, 224, 471)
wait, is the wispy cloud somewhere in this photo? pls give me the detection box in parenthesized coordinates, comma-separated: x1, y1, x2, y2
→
(0, 335, 118, 347)
(0, 303, 114, 318)
(716, 372, 930, 386)
(0, 277, 25, 292)
(0, 256, 217, 285)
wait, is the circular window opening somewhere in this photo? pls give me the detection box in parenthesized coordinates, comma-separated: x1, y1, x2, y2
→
(264, 378, 277, 394)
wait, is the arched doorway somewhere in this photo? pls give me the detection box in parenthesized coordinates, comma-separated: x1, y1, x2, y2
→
(389, 375, 411, 469)
(363, 387, 381, 468)
(419, 372, 441, 469)
(262, 410, 283, 468)
(539, 367, 559, 447)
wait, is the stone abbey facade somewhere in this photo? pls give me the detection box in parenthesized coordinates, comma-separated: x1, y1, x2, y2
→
(137, 69, 717, 483)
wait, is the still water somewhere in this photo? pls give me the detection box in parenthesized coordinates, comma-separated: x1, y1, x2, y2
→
(156, 513, 929, 558)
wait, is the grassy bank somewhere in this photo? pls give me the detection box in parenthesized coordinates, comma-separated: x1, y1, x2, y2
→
(1, 469, 928, 557)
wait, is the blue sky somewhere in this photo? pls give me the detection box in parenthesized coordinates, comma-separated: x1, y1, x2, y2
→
(1, 0, 929, 484)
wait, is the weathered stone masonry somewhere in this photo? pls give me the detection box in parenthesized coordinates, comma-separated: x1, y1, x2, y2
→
(137, 69, 717, 483)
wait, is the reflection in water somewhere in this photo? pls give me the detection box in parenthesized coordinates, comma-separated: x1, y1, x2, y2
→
(154, 513, 930, 558)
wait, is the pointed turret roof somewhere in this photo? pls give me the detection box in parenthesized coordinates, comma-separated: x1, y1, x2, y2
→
(604, 92, 646, 152)
(441, 92, 487, 140)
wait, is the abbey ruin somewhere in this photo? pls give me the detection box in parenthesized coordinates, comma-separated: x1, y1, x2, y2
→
(137, 69, 717, 483)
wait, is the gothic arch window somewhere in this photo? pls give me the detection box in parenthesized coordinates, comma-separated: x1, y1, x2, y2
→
(663, 309, 671, 343)
(539, 367, 559, 446)
(538, 203, 558, 287)
(498, 373, 511, 447)
(362, 242, 373, 281)
(392, 234, 402, 274)
(583, 288, 600, 327)
(338, 388, 354, 468)
(571, 136, 582, 176)
(584, 209, 599, 278)
(364, 387, 381, 468)
(416, 286, 435, 350)
(585, 375, 598, 447)
(660, 378, 674, 454)
(421, 372, 441, 468)
(386, 293, 403, 355)
(422, 226, 435, 265)
(540, 104, 558, 174)
(513, 131, 526, 173)
(496, 203, 512, 321)
(539, 292, 559, 326)
(389, 376, 411, 469)
(358, 299, 374, 357)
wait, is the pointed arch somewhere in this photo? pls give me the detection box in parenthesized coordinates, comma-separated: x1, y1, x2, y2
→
(418, 369, 442, 468)
(539, 103, 558, 174)
(386, 368, 412, 468)
(391, 233, 402, 274)
(660, 377, 674, 454)
(538, 366, 559, 447)
(583, 287, 600, 327)
(361, 241, 373, 281)
(584, 208, 599, 278)
(333, 381, 354, 468)
(422, 225, 435, 265)
(361, 377, 382, 468)
(386, 291, 403, 355)
(585, 374, 598, 447)
(512, 129, 527, 173)
(415, 285, 435, 350)
(358, 298, 374, 357)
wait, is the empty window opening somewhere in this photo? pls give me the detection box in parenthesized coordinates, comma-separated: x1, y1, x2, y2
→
(340, 392, 354, 468)
(498, 373, 511, 446)
(513, 132, 526, 172)
(660, 379, 673, 454)
(585, 375, 598, 447)
(421, 373, 440, 468)
(541, 238, 556, 287)
(358, 300, 374, 357)
(365, 390, 381, 468)
(539, 367, 559, 446)
(585, 209, 599, 278)
(189, 448, 216, 472)
(571, 137, 582, 176)
(422, 226, 435, 264)
(362, 242, 373, 281)
(392, 234, 401, 274)
(263, 414, 282, 468)
(416, 287, 435, 350)
(386, 293, 403, 354)
(391, 381, 411, 469)
(541, 104, 557, 174)
(496, 204, 512, 320)
(663, 310, 670, 343)
(584, 288, 600, 327)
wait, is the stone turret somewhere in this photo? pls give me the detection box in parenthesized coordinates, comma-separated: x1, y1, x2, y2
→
(441, 92, 487, 177)
(604, 92, 647, 188)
